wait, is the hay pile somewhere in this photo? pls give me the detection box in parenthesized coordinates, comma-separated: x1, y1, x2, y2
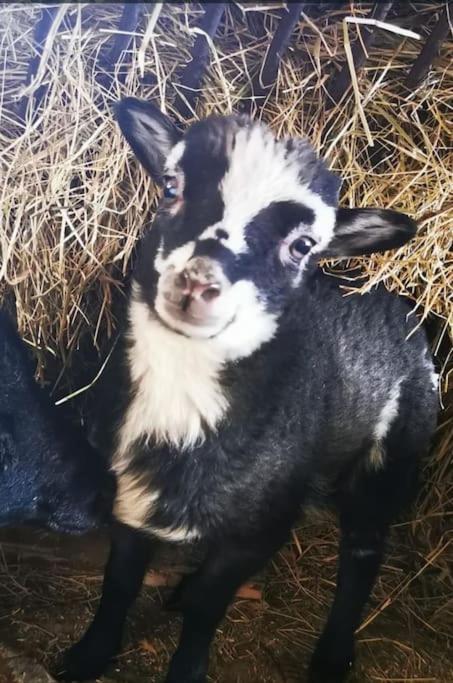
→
(0, 3, 451, 679)
(1, 4, 451, 363)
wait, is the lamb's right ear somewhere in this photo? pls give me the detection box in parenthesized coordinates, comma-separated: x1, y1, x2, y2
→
(115, 98, 182, 183)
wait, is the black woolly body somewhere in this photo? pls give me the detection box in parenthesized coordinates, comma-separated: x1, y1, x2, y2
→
(85, 106, 438, 565)
(95, 271, 437, 542)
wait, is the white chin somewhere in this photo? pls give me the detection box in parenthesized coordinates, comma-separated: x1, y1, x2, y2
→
(155, 304, 230, 339)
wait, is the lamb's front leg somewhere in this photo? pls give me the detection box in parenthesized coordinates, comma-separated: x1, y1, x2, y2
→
(59, 522, 154, 681)
(165, 532, 289, 683)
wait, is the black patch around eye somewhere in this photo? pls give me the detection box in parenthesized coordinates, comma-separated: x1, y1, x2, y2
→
(154, 182, 225, 261)
(272, 202, 315, 235)
(168, 192, 224, 251)
(247, 201, 315, 247)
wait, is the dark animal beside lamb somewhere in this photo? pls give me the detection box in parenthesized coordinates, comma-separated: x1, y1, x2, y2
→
(61, 100, 439, 682)
(0, 310, 114, 533)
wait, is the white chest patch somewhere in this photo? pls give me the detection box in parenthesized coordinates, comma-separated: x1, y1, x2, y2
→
(114, 292, 229, 463)
(112, 281, 277, 536)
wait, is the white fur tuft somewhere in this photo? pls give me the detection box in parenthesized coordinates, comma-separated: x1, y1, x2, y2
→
(113, 471, 160, 529)
(374, 379, 403, 442)
(368, 378, 404, 470)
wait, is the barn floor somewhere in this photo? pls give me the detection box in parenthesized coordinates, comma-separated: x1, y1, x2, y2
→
(0, 515, 451, 683)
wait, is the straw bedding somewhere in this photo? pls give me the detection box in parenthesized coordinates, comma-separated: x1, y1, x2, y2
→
(0, 3, 451, 681)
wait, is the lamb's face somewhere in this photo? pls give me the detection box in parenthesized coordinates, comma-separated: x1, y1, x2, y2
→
(117, 99, 417, 356)
(128, 113, 340, 352)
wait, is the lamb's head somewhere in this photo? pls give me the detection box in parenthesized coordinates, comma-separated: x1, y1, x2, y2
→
(116, 98, 416, 358)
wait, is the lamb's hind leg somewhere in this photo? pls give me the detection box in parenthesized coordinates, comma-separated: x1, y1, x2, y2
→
(59, 522, 154, 681)
(309, 514, 388, 681)
(309, 451, 419, 682)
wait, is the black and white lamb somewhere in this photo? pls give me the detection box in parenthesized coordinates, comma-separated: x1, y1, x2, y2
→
(61, 100, 439, 683)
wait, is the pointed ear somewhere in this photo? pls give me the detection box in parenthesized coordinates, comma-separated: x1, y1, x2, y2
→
(114, 98, 182, 183)
(323, 208, 417, 258)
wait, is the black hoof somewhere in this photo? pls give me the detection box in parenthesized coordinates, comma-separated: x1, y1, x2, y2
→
(308, 665, 352, 683)
(308, 638, 354, 682)
(308, 656, 353, 682)
(56, 637, 117, 681)
(164, 652, 207, 683)
(164, 674, 206, 683)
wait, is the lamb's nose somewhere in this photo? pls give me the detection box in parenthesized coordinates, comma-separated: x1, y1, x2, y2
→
(179, 271, 222, 302)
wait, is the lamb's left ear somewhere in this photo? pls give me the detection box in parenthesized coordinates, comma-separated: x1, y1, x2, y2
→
(324, 208, 417, 257)
(115, 97, 182, 183)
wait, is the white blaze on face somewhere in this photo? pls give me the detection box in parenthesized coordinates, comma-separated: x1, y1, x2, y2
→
(204, 123, 337, 256)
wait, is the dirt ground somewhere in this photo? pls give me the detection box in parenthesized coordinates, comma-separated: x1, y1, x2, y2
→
(0, 513, 451, 683)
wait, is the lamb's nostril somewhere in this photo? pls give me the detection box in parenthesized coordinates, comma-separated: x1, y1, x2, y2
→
(176, 271, 222, 302)
(201, 286, 221, 302)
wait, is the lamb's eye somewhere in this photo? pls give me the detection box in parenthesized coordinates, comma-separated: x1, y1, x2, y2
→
(163, 176, 179, 200)
(289, 236, 315, 261)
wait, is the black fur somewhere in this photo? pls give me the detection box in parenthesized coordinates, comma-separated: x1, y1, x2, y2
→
(0, 310, 114, 533)
(60, 103, 438, 683)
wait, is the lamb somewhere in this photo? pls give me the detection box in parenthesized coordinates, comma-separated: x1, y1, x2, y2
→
(61, 99, 438, 682)
(0, 309, 114, 533)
